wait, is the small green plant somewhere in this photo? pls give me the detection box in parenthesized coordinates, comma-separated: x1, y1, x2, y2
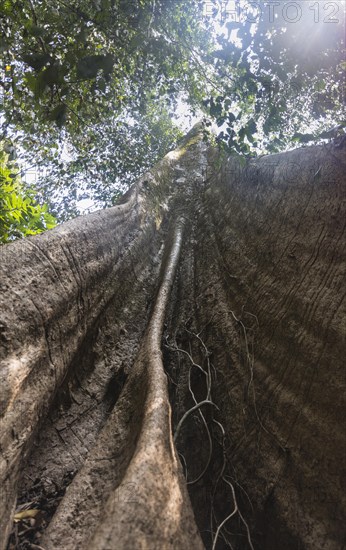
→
(0, 146, 56, 244)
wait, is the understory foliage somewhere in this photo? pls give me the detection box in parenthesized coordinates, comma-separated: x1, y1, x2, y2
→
(0, 0, 345, 233)
(0, 144, 56, 242)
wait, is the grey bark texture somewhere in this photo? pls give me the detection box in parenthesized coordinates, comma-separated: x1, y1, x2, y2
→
(0, 126, 345, 550)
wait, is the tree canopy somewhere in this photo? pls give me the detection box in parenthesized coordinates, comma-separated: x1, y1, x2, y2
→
(0, 0, 344, 234)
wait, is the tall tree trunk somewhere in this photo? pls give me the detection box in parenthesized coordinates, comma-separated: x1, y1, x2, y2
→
(0, 126, 345, 549)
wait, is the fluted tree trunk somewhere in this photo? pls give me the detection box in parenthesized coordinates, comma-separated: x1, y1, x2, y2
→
(0, 126, 345, 550)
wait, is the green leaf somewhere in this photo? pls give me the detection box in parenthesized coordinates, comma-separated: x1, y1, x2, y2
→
(49, 104, 67, 128)
(76, 55, 114, 80)
(24, 21, 45, 37)
(292, 132, 315, 143)
(41, 64, 68, 86)
(22, 53, 52, 71)
(24, 72, 47, 99)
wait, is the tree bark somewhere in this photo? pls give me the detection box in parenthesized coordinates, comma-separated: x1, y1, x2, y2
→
(0, 127, 345, 549)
